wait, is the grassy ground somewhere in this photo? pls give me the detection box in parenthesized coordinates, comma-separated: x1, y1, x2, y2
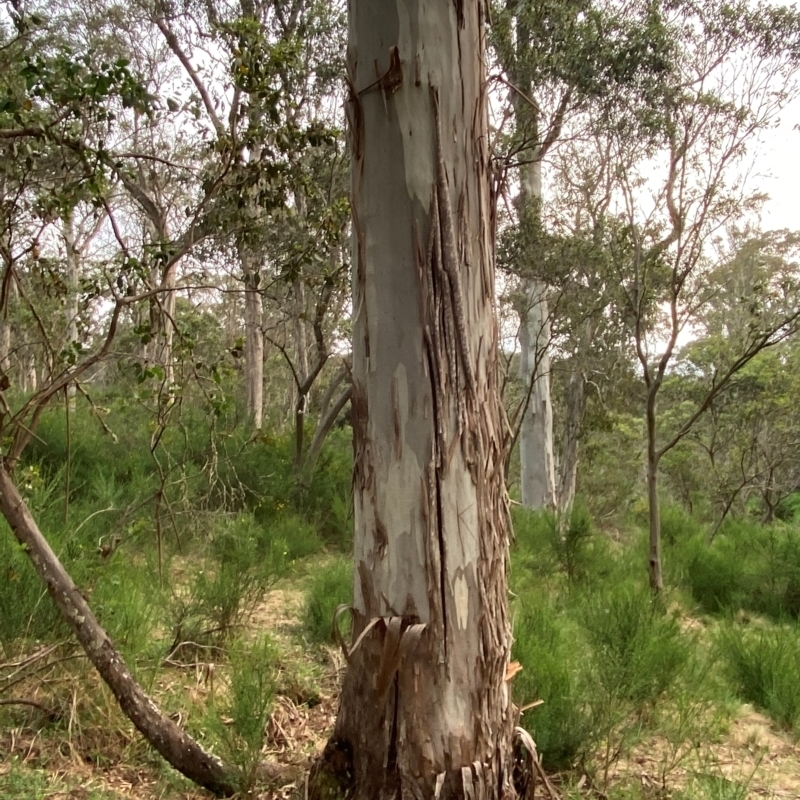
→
(3, 560, 800, 800)
(0, 573, 343, 800)
(3, 406, 800, 798)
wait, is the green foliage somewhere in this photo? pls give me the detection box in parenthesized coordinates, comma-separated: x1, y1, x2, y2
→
(717, 623, 800, 730)
(513, 571, 698, 779)
(0, 758, 122, 799)
(576, 581, 695, 783)
(302, 558, 353, 644)
(673, 773, 753, 800)
(302, 429, 354, 546)
(579, 412, 644, 522)
(659, 504, 704, 547)
(208, 424, 352, 549)
(669, 519, 800, 620)
(91, 556, 159, 665)
(551, 502, 597, 583)
(168, 514, 286, 653)
(511, 507, 561, 590)
(0, 761, 53, 800)
(581, 582, 689, 706)
(0, 523, 64, 648)
(511, 504, 616, 593)
(211, 635, 278, 788)
(673, 534, 749, 615)
(265, 512, 322, 564)
(512, 591, 593, 769)
(776, 492, 800, 522)
(1, 401, 352, 660)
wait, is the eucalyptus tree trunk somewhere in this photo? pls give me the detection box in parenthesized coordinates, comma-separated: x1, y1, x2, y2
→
(557, 370, 585, 513)
(646, 388, 664, 592)
(152, 263, 176, 386)
(0, 181, 10, 379)
(241, 250, 264, 428)
(0, 314, 9, 375)
(515, 141, 556, 511)
(518, 274, 556, 509)
(309, 2, 515, 798)
(0, 264, 12, 378)
(556, 319, 593, 513)
(139, 213, 175, 385)
(293, 278, 310, 459)
(22, 353, 36, 393)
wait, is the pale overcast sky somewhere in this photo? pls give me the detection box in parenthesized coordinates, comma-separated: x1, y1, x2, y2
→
(754, 99, 800, 231)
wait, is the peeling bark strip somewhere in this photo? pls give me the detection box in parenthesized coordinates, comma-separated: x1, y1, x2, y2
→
(0, 469, 238, 797)
(310, 2, 514, 799)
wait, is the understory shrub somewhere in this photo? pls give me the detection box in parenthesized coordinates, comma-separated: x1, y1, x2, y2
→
(512, 590, 592, 770)
(167, 514, 287, 656)
(580, 581, 690, 708)
(209, 635, 278, 791)
(511, 502, 614, 592)
(717, 622, 800, 730)
(670, 519, 800, 620)
(302, 558, 353, 644)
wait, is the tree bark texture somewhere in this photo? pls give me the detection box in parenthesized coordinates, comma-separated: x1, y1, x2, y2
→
(303, 385, 352, 474)
(242, 250, 264, 429)
(556, 320, 592, 514)
(0, 227, 14, 380)
(150, 263, 176, 386)
(0, 316, 9, 375)
(518, 278, 556, 510)
(310, 4, 515, 799)
(515, 155, 555, 511)
(646, 393, 664, 593)
(556, 368, 585, 514)
(63, 213, 79, 409)
(0, 468, 238, 796)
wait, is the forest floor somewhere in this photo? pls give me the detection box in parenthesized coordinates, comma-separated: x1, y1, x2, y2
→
(3, 586, 800, 800)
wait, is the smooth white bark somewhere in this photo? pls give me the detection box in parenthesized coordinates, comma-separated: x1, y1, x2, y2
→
(312, 2, 514, 797)
(518, 279, 556, 509)
(517, 161, 556, 509)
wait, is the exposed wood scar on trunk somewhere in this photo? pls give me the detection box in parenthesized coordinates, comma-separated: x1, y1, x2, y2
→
(417, 192, 450, 656)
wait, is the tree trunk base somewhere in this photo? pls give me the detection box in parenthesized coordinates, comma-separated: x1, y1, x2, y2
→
(307, 739, 356, 800)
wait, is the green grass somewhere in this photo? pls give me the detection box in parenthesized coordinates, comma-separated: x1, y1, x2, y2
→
(7, 400, 800, 798)
(512, 589, 593, 769)
(0, 758, 124, 799)
(208, 634, 278, 791)
(302, 557, 353, 644)
(717, 622, 800, 730)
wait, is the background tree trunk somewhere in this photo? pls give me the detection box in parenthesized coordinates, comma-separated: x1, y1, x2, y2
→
(310, 2, 515, 798)
(0, 272, 13, 378)
(557, 319, 593, 513)
(242, 249, 264, 428)
(557, 369, 586, 514)
(153, 265, 176, 385)
(646, 391, 664, 592)
(518, 276, 556, 509)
